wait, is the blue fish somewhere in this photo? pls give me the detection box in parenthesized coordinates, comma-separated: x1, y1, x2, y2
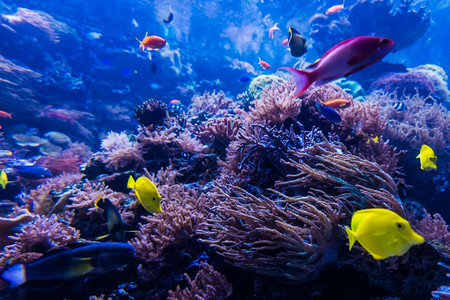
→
(1, 242, 135, 288)
(239, 76, 251, 82)
(15, 165, 52, 179)
(317, 102, 342, 123)
(150, 83, 162, 90)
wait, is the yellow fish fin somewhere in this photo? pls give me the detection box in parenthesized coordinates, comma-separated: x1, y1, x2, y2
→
(370, 252, 387, 260)
(95, 234, 110, 241)
(94, 195, 102, 208)
(415, 153, 421, 159)
(127, 176, 136, 189)
(345, 226, 357, 250)
(65, 257, 95, 279)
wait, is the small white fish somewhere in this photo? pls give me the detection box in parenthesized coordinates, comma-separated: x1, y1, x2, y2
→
(132, 18, 139, 28)
(87, 32, 102, 40)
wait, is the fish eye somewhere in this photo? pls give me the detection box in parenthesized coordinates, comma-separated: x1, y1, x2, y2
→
(396, 222, 405, 231)
(380, 38, 389, 45)
(153, 197, 156, 201)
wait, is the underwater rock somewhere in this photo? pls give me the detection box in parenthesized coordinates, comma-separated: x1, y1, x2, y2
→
(12, 134, 45, 147)
(44, 131, 72, 146)
(39, 141, 62, 157)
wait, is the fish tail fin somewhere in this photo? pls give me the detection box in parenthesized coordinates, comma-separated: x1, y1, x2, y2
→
(345, 226, 357, 250)
(135, 37, 145, 52)
(278, 67, 314, 97)
(1, 264, 26, 288)
(94, 195, 102, 208)
(127, 176, 136, 189)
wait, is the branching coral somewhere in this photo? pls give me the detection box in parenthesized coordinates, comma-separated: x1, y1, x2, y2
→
(368, 91, 450, 151)
(0, 214, 80, 273)
(67, 179, 128, 223)
(194, 114, 242, 145)
(20, 173, 84, 215)
(201, 139, 404, 282)
(247, 80, 301, 126)
(93, 131, 144, 171)
(188, 90, 239, 117)
(130, 184, 206, 281)
(409, 210, 449, 256)
(35, 152, 83, 175)
(167, 262, 232, 300)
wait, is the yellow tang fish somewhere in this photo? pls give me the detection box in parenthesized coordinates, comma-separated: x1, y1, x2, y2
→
(416, 144, 437, 171)
(345, 208, 424, 260)
(0, 170, 8, 189)
(127, 175, 162, 213)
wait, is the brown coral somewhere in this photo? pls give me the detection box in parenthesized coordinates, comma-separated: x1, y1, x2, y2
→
(188, 90, 239, 117)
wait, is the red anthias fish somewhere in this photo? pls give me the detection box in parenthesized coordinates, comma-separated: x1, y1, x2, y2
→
(321, 98, 351, 109)
(136, 33, 166, 52)
(258, 57, 271, 69)
(280, 36, 394, 97)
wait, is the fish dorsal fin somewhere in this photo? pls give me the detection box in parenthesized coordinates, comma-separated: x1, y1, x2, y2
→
(42, 247, 70, 257)
(307, 58, 321, 70)
(127, 176, 136, 189)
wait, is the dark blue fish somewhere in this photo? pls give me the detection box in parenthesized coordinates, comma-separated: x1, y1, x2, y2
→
(288, 27, 307, 58)
(317, 103, 342, 123)
(239, 76, 251, 82)
(15, 165, 52, 179)
(163, 6, 174, 24)
(392, 102, 407, 111)
(1, 242, 135, 288)
(95, 197, 126, 241)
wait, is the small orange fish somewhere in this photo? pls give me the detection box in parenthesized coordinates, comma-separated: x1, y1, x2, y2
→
(169, 99, 181, 105)
(325, 4, 344, 15)
(268, 23, 280, 40)
(282, 38, 289, 46)
(258, 57, 270, 69)
(321, 98, 351, 109)
(136, 33, 166, 52)
(0, 111, 12, 118)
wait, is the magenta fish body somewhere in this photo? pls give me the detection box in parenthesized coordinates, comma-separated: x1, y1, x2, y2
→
(280, 36, 394, 97)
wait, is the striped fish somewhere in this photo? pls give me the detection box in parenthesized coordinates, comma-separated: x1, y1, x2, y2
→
(392, 102, 407, 111)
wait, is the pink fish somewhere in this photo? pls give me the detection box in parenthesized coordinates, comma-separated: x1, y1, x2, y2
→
(268, 23, 280, 40)
(280, 36, 394, 97)
(326, 4, 344, 15)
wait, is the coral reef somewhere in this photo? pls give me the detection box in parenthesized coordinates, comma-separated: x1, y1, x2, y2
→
(370, 65, 449, 103)
(201, 138, 403, 281)
(167, 262, 232, 300)
(247, 74, 285, 100)
(134, 98, 168, 127)
(247, 80, 301, 126)
(92, 131, 144, 172)
(368, 91, 450, 151)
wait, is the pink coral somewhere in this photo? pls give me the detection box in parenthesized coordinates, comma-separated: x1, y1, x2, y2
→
(130, 184, 205, 280)
(167, 262, 232, 300)
(93, 131, 144, 171)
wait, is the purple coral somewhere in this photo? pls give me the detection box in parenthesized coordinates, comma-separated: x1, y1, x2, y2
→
(167, 262, 232, 300)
